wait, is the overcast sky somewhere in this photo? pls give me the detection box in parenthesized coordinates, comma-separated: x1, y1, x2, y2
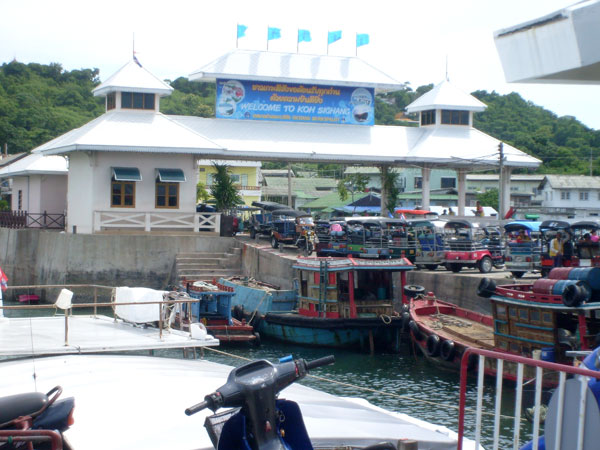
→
(2, 0, 598, 130)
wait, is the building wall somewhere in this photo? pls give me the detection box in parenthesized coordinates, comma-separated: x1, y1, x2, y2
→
(11, 177, 28, 211)
(199, 163, 261, 206)
(39, 174, 67, 213)
(68, 151, 198, 234)
(541, 185, 600, 209)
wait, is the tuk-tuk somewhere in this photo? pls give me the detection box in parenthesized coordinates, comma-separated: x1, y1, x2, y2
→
(410, 219, 445, 270)
(503, 221, 542, 278)
(442, 219, 504, 273)
(270, 209, 316, 255)
(248, 201, 288, 239)
(379, 218, 416, 261)
(345, 217, 390, 258)
(539, 220, 577, 276)
(570, 220, 600, 267)
(314, 219, 348, 257)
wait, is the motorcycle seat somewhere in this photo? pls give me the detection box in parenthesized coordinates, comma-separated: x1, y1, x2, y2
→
(0, 392, 48, 425)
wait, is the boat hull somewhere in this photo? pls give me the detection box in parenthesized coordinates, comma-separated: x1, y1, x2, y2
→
(219, 277, 297, 315)
(257, 312, 403, 351)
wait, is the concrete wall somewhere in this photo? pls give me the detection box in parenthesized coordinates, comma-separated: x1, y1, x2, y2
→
(0, 228, 241, 291)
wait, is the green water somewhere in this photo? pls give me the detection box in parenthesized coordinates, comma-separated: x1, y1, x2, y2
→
(4, 303, 542, 449)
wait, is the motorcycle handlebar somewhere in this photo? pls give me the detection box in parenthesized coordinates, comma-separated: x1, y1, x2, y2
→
(185, 400, 209, 416)
(305, 355, 335, 371)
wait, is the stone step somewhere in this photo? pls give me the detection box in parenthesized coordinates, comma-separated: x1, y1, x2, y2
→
(179, 268, 243, 281)
(177, 252, 231, 259)
(177, 263, 221, 270)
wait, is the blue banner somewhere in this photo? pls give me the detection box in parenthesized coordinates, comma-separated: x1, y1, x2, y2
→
(215, 79, 374, 126)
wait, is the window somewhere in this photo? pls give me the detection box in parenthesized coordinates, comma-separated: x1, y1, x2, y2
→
(441, 177, 456, 188)
(561, 191, 570, 200)
(18, 190, 22, 210)
(107, 93, 116, 110)
(580, 191, 589, 201)
(414, 176, 422, 189)
(121, 92, 155, 110)
(156, 183, 179, 208)
(441, 109, 469, 125)
(110, 167, 141, 208)
(207, 173, 247, 186)
(111, 181, 135, 207)
(420, 110, 436, 126)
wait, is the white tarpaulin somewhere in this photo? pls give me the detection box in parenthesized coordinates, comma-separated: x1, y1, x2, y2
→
(114, 287, 167, 323)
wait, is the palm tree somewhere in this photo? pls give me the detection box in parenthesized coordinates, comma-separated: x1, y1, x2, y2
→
(210, 163, 243, 212)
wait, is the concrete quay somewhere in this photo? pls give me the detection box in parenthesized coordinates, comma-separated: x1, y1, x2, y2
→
(0, 229, 529, 314)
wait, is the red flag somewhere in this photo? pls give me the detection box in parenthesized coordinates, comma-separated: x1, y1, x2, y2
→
(0, 267, 7, 291)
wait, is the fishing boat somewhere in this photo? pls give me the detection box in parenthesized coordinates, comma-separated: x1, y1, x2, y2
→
(409, 266, 600, 384)
(217, 276, 297, 317)
(254, 256, 414, 353)
(180, 280, 258, 344)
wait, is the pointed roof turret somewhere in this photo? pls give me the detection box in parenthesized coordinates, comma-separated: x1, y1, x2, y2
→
(92, 59, 173, 97)
(405, 79, 486, 113)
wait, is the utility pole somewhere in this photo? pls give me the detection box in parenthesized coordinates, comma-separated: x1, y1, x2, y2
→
(287, 163, 293, 207)
(590, 147, 593, 177)
(498, 142, 504, 218)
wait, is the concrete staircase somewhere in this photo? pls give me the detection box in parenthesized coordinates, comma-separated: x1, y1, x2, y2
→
(176, 247, 243, 283)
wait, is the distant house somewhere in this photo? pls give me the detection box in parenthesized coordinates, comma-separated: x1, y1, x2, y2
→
(467, 174, 545, 207)
(0, 153, 68, 220)
(539, 175, 600, 217)
(300, 191, 369, 218)
(261, 176, 337, 209)
(198, 159, 261, 207)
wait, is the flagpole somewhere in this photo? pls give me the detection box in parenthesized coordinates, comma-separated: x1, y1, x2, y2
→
(236, 23, 238, 48)
(355, 32, 357, 57)
(267, 25, 269, 51)
(297, 29, 299, 53)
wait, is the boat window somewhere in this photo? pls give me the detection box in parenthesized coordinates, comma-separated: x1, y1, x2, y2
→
(496, 304, 506, 318)
(498, 340, 508, 350)
(518, 309, 528, 321)
(510, 342, 520, 353)
(542, 312, 552, 324)
(509, 308, 517, 319)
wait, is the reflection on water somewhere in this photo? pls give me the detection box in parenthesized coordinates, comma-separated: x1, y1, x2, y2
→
(5, 303, 544, 449)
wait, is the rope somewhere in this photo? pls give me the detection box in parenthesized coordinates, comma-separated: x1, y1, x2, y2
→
(200, 347, 517, 421)
(248, 292, 270, 325)
(380, 314, 392, 324)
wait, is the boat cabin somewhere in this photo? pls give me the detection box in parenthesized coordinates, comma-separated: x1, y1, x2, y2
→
(293, 257, 413, 319)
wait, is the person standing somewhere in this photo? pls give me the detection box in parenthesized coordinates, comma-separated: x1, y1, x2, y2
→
(0, 266, 7, 319)
(591, 229, 599, 243)
(549, 231, 565, 267)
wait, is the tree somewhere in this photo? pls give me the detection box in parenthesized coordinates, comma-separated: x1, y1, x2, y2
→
(476, 188, 499, 212)
(383, 170, 401, 216)
(337, 173, 369, 202)
(209, 163, 242, 211)
(196, 181, 210, 203)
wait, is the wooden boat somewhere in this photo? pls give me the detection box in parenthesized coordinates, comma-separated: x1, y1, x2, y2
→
(217, 276, 297, 317)
(409, 266, 600, 384)
(181, 280, 258, 344)
(407, 294, 494, 370)
(254, 256, 414, 353)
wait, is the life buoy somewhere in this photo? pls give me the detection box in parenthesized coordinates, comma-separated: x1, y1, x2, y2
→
(440, 339, 456, 362)
(477, 278, 496, 298)
(404, 285, 426, 298)
(408, 320, 424, 341)
(426, 334, 441, 357)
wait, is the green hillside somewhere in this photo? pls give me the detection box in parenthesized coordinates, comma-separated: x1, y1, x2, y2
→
(0, 61, 598, 174)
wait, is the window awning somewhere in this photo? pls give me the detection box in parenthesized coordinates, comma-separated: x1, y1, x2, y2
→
(112, 167, 142, 182)
(156, 168, 186, 183)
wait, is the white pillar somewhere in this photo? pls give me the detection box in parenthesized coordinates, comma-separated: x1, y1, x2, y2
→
(500, 167, 512, 219)
(421, 167, 431, 210)
(457, 169, 467, 216)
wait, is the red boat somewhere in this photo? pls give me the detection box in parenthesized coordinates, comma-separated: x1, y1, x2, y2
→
(407, 266, 600, 384)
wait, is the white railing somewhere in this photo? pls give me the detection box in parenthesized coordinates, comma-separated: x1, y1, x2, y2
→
(457, 348, 600, 450)
(93, 211, 221, 233)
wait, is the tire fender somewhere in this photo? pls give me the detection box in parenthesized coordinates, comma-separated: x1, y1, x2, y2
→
(426, 334, 441, 357)
(408, 320, 424, 341)
(440, 339, 456, 362)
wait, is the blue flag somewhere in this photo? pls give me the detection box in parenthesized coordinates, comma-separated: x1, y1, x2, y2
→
(298, 29, 311, 43)
(268, 27, 281, 40)
(328, 30, 342, 44)
(237, 24, 247, 38)
(356, 33, 369, 47)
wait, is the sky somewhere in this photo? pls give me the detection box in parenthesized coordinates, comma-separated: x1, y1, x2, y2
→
(1, 0, 598, 130)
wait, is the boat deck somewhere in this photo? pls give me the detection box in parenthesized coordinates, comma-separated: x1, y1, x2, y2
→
(417, 312, 494, 348)
(0, 315, 219, 357)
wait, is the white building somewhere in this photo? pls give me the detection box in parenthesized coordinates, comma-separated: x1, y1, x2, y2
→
(538, 175, 600, 217)
(0, 153, 68, 222)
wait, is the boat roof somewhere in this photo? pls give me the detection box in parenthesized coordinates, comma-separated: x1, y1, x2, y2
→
(0, 315, 218, 357)
(0, 354, 470, 450)
(491, 295, 600, 311)
(293, 256, 414, 272)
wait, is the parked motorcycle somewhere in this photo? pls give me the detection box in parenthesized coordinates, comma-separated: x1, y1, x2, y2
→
(186, 355, 397, 450)
(0, 386, 74, 450)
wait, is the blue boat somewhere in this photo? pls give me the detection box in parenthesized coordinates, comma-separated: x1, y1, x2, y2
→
(217, 277, 297, 317)
(254, 256, 415, 353)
